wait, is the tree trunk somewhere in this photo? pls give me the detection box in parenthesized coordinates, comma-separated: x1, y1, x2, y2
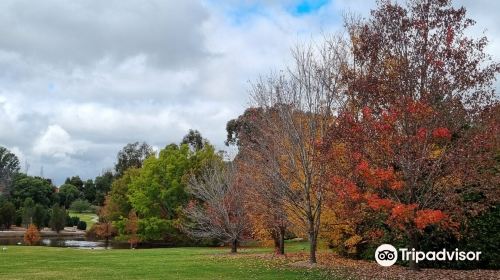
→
(308, 223, 317, 264)
(231, 239, 238, 253)
(273, 235, 280, 254)
(408, 230, 420, 271)
(279, 227, 285, 255)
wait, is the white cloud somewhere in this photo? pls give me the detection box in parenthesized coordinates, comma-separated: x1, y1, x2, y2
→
(0, 0, 210, 69)
(33, 124, 87, 159)
(0, 0, 497, 184)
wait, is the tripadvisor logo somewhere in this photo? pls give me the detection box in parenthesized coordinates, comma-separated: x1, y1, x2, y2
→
(375, 244, 398, 267)
(374, 244, 482, 267)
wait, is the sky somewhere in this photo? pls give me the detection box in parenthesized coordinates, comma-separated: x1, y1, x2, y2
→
(0, 0, 498, 185)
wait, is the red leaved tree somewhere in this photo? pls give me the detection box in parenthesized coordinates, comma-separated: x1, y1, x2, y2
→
(323, 0, 499, 270)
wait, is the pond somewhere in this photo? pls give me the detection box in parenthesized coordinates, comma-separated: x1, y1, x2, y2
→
(0, 236, 130, 249)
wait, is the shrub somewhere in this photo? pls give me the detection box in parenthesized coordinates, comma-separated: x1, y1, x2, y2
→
(65, 216, 80, 227)
(77, 221, 87, 231)
(418, 205, 500, 269)
(71, 216, 80, 227)
(24, 224, 40, 245)
(464, 205, 500, 269)
(65, 212, 72, 226)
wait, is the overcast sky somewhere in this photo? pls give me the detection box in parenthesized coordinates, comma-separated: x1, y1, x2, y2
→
(0, 0, 498, 185)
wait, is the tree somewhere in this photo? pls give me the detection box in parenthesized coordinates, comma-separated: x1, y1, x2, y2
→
(65, 176, 84, 195)
(115, 142, 154, 177)
(183, 161, 250, 253)
(247, 40, 346, 263)
(94, 221, 116, 248)
(0, 200, 16, 230)
(126, 210, 139, 248)
(10, 174, 55, 209)
(58, 184, 80, 209)
(226, 113, 290, 255)
(244, 172, 290, 255)
(322, 0, 499, 270)
(70, 199, 91, 213)
(32, 204, 47, 230)
(0, 146, 20, 196)
(21, 198, 35, 228)
(101, 168, 138, 222)
(83, 179, 96, 203)
(94, 171, 114, 205)
(126, 142, 219, 243)
(181, 129, 205, 151)
(24, 224, 40, 245)
(128, 144, 192, 221)
(137, 217, 169, 241)
(50, 204, 66, 233)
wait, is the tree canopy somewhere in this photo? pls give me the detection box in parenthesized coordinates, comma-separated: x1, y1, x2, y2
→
(114, 142, 154, 177)
(0, 146, 20, 195)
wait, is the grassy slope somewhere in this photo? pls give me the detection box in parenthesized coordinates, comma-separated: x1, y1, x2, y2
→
(0, 244, 336, 280)
(68, 211, 98, 228)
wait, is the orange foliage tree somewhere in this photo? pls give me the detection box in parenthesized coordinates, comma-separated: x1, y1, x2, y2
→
(94, 206, 117, 248)
(241, 162, 290, 255)
(24, 224, 40, 245)
(231, 39, 346, 263)
(227, 109, 291, 255)
(126, 210, 139, 249)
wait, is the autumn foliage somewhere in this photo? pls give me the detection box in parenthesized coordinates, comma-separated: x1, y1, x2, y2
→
(225, 0, 499, 270)
(126, 210, 139, 249)
(24, 224, 40, 245)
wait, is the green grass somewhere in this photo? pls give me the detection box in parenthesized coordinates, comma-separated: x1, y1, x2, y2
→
(0, 245, 338, 280)
(68, 211, 98, 228)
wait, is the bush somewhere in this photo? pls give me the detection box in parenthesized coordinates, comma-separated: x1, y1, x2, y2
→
(77, 221, 87, 231)
(69, 199, 91, 213)
(418, 205, 500, 269)
(65, 212, 71, 226)
(24, 224, 40, 245)
(464, 205, 500, 269)
(71, 216, 80, 227)
(65, 216, 80, 227)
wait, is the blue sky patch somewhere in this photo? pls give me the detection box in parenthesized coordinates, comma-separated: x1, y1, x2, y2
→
(294, 0, 330, 15)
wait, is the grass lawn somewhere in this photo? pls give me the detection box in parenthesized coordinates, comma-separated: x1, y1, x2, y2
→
(68, 211, 98, 228)
(0, 244, 337, 280)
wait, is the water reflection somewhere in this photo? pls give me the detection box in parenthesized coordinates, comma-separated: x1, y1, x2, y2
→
(0, 237, 129, 249)
(41, 238, 105, 248)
